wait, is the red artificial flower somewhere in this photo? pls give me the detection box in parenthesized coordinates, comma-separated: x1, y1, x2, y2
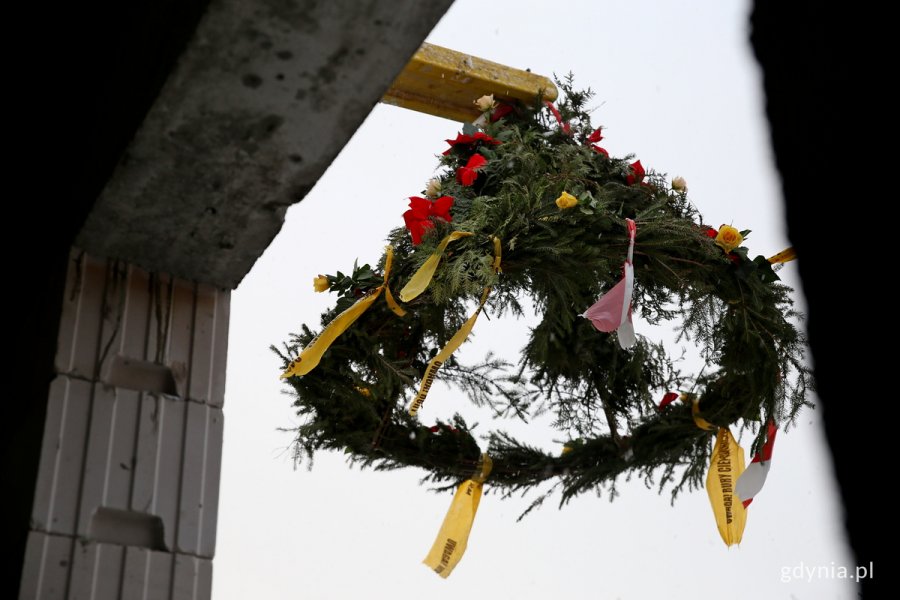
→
(403, 195, 454, 245)
(429, 424, 459, 433)
(626, 160, 645, 185)
(491, 103, 515, 122)
(430, 194, 453, 221)
(704, 226, 718, 238)
(456, 153, 487, 186)
(403, 197, 432, 245)
(585, 127, 607, 156)
(442, 131, 500, 155)
(658, 392, 680, 411)
(545, 100, 572, 134)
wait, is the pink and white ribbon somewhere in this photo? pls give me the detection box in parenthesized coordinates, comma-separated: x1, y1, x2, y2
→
(583, 219, 637, 349)
(735, 419, 778, 508)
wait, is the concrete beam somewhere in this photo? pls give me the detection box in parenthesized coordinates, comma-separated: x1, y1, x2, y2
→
(77, 0, 454, 289)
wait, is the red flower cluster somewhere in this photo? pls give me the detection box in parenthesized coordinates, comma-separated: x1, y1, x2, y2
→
(403, 196, 454, 245)
(442, 132, 500, 155)
(456, 154, 487, 186)
(442, 130, 501, 187)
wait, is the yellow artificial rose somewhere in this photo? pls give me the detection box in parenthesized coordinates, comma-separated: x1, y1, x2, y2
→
(425, 178, 442, 198)
(715, 225, 743, 252)
(555, 191, 578, 210)
(473, 94, 497, 112)
(313, 275, 330, 293)
(671, 176, 687, 193)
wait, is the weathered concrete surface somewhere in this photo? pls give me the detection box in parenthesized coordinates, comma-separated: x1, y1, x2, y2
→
(77, 0, 454, 289)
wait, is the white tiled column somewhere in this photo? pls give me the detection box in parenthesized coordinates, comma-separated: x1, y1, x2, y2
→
(20, 250, 229, 600)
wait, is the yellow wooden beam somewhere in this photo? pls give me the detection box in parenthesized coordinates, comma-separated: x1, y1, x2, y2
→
(382, 42, 558, 123)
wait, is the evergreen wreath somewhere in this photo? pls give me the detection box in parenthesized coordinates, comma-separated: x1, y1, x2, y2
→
(275, 77, 812, 516)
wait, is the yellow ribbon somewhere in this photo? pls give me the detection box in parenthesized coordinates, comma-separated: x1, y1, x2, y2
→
(281, 246, 405, 379)
(383, 284, 407, 317)
(690, 396, 747, 545)
(423, 453, 492, 578)
(692, 398, 716, 431)
(706, 428, 747, 546)
(408, 237, 502, 416)
(409, 287, 490, 415)
(491, 236, 502, 273)
(399, 231, 474, 302)
(767, 246, 796, 264)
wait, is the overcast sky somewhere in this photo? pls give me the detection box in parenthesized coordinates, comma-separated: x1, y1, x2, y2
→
(214, 1, 858, 598)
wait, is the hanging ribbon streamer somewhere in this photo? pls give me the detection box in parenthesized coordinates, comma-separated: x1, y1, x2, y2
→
(423, 453, 492, 578)
(383, 283, 406, 317)
(544, 101, 572, 134)
(583, 218, 637, 349)
(706, 428, 748, 546)
(692, 398, 716, 431)
(409, 288, 490, 415)
(735, 419, 778, 508)
(399, 231, 474, 302)
(408, 237, 502, 416)
(281, 246, 405, 379)
(491, 236, 502, 273)
(767, 247, 796, 264)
